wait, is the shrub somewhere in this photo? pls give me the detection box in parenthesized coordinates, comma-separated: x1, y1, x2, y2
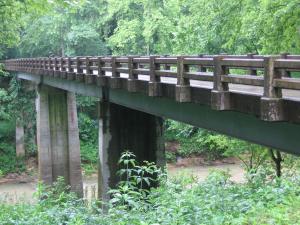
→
(0, 142, 25, 175)
(78, 112, 98, 144)
(0, 154, 299, 225)
(165, 120, 231, 160)
(165, 151, 176, 163)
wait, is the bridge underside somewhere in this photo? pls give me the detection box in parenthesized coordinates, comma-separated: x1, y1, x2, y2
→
(18, 72, 300, 156)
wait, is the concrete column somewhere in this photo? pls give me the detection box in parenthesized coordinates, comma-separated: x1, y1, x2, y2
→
(16, 116, 25, 158)
(36, 85, 83, 197)
(98, 101, 165, 201)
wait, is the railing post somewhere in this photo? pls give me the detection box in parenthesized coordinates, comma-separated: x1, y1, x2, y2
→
(198, 54, 207, 72)
(176, 56, 191, 102)
(280, 53, 291, 78)
(54, 57, 60, 78)
(31, 58, 35, 74)
(97, 57, 106, 86)
(149, 56, 161, 97)
(127, 56, 138, 92)
(110, 56, 121, 89)
(211, 55, 231, 110)
(85, 57, 94, 84)
(37, 58, 41, 74)
(67, 57, 75, 80)
(76, 57, 84, 82)
(42, 58, 46, 74)
(247, 53, 257, 75)
(260, 56, 285, 121)
(163, 54, 170, 70)
(25, 59, 27, 72)
(60, 57, 67, 79)
(47, 58, 53, 76)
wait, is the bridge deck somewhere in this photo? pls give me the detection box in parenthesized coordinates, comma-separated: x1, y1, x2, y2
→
(3, 55, 300, 155)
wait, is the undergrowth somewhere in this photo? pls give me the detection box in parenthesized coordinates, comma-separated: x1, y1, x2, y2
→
(0, 152, 299, 225)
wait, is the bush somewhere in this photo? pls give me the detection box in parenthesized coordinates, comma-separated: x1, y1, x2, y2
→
(80, 142, 98, 175)
(165, 151, 176, 163)
(80, 142, 98, 164)
(78, 112, 98, 144)
(165, 120, 231, 160)
(0, 142, 25, 175)
(0, 153, 300, 225)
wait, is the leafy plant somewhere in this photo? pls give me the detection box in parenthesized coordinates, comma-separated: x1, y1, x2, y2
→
(109, 151, 163, 208)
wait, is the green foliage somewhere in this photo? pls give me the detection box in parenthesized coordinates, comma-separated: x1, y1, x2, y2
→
(37, 177, 79, 207)
(165, 151, 176, 163)
(78, 112, 98, 144)
(1, 169, 300, 224)
(0, 120, 14, 140)
(0, 142, 25, 175)
(18, 0, 109, 57)
(224, 140, 269, 174)
(80, 142, 98, 175)
(165, 120, 231, 160)
(80, 142, 98, 164)
(0, 75, 36, 162)
(104, 0, 300, 55)
(109, 151, 162, 208)
(193, 130, 231, 160)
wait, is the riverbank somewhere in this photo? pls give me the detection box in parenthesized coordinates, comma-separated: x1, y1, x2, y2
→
(0, 158, 245, 204)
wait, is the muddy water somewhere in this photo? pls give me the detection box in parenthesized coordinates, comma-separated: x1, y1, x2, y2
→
(0, 163, 244, 203)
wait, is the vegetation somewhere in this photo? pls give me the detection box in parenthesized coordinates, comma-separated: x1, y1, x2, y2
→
(0, 0, 300, 223)
(0, 152, 300, 225)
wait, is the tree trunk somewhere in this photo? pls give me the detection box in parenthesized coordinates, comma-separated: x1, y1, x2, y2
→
(269, 148, 283, 177)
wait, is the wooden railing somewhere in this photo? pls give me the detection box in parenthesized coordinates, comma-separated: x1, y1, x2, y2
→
(3, 55, 300, 122)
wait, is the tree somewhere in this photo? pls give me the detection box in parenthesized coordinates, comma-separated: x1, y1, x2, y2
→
(269, 149, 283, 177)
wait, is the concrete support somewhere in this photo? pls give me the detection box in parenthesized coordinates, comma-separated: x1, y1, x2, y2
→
(98, 101, 165, 201)
(211, 56, 231, 110)
(260, 56, 285, 121)
(176, 56, 191, 102)
(16, 116, 25, 158)
(36, 85, 83, 197)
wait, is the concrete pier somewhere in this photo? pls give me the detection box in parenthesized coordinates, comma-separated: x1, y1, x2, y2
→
(98, 101, 165, 201)
(36, 85, 83, 197)
(16, 116, 25, 158)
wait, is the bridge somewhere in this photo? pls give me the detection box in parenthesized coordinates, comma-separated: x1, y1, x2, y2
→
(3, 54, 300, 198)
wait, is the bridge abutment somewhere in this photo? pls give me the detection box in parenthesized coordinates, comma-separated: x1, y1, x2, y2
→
(36, 85, 83, 197)
(98, 101, 165, 201)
